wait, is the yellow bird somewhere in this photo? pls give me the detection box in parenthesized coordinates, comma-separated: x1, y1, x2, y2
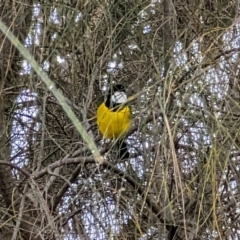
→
(97, 84, 131, 158)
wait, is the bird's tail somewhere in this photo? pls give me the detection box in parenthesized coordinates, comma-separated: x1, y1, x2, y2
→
(116, 140, 129, 159)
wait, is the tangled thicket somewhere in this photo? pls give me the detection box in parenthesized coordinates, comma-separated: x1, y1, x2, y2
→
(0, 0, 240, 239)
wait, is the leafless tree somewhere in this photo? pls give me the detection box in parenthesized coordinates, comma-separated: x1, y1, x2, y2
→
(0, 0, 239, 239)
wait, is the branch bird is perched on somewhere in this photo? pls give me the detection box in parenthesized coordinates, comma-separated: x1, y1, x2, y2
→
(97, 84, 131, 159)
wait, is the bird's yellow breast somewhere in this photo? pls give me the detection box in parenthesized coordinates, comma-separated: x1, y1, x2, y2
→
(97, 103, 131, 139)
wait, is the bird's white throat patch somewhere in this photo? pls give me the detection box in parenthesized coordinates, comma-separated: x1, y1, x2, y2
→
(111, 91, 127, 104)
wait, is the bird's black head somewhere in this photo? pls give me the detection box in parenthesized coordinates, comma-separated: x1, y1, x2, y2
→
(106, 84, 127, 110)
(112, 84, 126, 93)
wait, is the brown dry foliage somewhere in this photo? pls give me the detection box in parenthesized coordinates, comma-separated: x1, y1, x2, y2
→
(0, 0, 239, 239)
